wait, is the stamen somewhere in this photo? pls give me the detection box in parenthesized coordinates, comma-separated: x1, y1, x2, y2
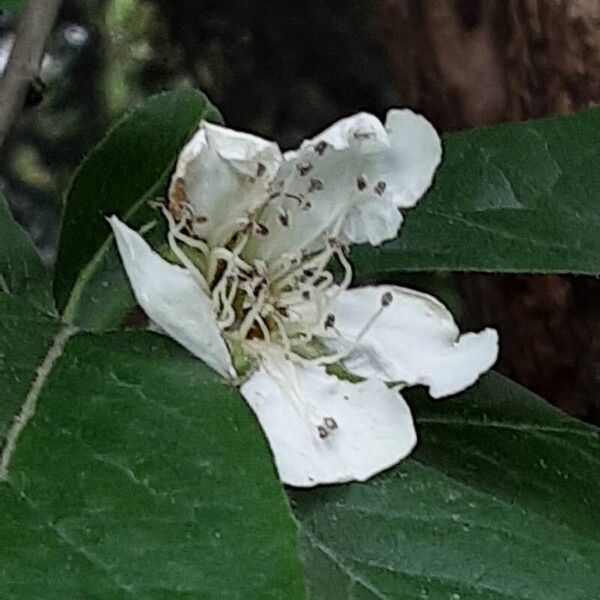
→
(269, 310, 291, 351)
(163, 210, 211, 294)
(236, 284, 268, 339)
(310, 291, 393, 366)
(333, 247, 353, 293)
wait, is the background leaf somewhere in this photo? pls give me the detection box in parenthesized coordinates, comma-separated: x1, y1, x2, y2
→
(353, 108, 600, 278)
(0, 193, 54, 313)
(0, 331, 306, 599)
(0, 0, 25, 10)
(292, 373, 600, 599)
(54, 89, 222, 314)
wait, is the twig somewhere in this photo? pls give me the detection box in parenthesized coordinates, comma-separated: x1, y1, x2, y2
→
(0, 0, 62, 148)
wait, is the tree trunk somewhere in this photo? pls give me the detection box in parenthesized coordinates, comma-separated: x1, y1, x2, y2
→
(378, 0, 600, 421)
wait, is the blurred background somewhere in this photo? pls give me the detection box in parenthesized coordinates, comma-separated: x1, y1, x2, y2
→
(2, 0, 600, 421)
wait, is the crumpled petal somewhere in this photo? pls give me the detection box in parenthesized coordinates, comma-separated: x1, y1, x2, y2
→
(323, 285, 498, 398)
(245, 109, 441, 263)
(169, 121, 282, 247)
(240, 345, 416, 487)
(109, 216, 234, 378)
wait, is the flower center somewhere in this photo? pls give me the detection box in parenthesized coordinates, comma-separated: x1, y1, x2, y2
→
(161, 203, 356, 360)
(161, 202, 394, 441)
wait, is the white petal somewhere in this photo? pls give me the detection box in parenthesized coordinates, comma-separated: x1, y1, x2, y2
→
(108, 217, 234, 378)
(169, 121, 282, 247)
(323, 286, 498, 398)
(244, 109, 441, 263)
(383, 109, 443, 208)
(240, 347, 416, 487)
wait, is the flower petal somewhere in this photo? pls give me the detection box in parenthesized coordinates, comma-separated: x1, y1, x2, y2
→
(240, 347, 416, 487)
(245, 109, 441, 263)
(323, 286, 498, 398)
(169, 121, 282, 247)
(109, 216, 234, 378)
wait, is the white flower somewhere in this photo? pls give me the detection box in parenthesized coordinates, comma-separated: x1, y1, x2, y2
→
(109, 110, 498, 487)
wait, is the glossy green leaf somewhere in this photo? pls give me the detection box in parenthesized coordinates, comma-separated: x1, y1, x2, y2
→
(0, 197, 58, 446)
(292, 373, 600, 599)
(0, 296, 59, 446)
(353, 108, 600, 278)
(0, 330, 305, 599)
(54, 89, 222, 314)
(0, 193, 54, 312)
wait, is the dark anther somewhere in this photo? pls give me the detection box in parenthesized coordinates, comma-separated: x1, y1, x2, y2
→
(356, 175, 367, 191)
(302, 291, 311, 300)
(324, 417, 338, 431)
(196, 215, 208, 224)
(308, 178, 324, 193)
(353, 130, 373, 141)
(374, 181, 387, 196)
(277, 306, 289, 317)
(257, 162, 266, 177)
(314, 140, 328, 155)
(303, 269, 314, 277)
(302, 201, 312, 210)
(381, 291, 393, 307)
(278, 212, 289, 227)
(296, 162, 313, 176)
(325, 313, 335, 329)
(255, 223, 269, 236)
(317, 425, 329, 439)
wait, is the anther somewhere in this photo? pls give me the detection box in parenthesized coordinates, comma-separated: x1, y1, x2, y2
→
(296, 162, 313, 176)
(325, 313, 335, 328)
(257, 162, 266, 177)
(356, 175, 367, 191)
(278, 211, 289, 227)
(308, 178, 324, 193)
(323, 417, 338, 431)
(353, 130, 374, 141)
(374, 181, 387, 196)
(315, 140, 328, 155)
(255, 222, 269, 236)
(381, 291, 393, 307)
(317, 425, 329, 439)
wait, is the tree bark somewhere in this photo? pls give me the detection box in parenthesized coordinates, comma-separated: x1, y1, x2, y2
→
(0, 0, 62, 148)
(378, 0, 600, 421)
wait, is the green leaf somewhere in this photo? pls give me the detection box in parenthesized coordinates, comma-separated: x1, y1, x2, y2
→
(0, 297, 60, 445)
(353, 108, 600, 277)
(0, 0, 25, 10)
(0, 193, 54, 312)
(292, 373, 600, 599)
(0, 330, 305, 599)
(54, 89, 222, 316)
